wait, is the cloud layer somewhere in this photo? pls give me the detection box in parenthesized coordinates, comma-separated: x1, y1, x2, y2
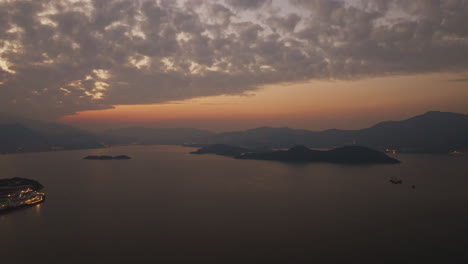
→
(1, 0, 468, 119)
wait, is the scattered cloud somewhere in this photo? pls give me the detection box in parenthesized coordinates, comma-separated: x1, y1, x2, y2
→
(0, 0, 468, 119)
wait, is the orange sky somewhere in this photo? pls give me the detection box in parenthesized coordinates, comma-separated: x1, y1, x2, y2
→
(59, 73, 468, 132)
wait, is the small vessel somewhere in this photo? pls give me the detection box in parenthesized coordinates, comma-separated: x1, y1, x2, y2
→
(390, 177, 402, 184)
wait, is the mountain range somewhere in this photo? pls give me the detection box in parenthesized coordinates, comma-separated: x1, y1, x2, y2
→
(0, 114, 103, 153)
(0, 111, 467, 154)
(103, 127, 215, 145)
(199, 111, 468, 153)
(104, 111, 468, 153)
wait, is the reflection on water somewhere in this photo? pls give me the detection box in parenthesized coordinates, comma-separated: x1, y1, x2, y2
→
(0, 145, 467, 264)
(33, 203, 42, 215)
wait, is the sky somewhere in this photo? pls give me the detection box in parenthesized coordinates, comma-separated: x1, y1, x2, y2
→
(1, 0, 468, 131)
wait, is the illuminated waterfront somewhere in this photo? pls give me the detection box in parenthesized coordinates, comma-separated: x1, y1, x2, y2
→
(0, 182, 45, 212)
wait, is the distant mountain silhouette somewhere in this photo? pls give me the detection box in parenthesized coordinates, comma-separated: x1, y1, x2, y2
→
(0, 115, 102, 153)
(0, 124, 50, 153)
(199, 111, 468, 153)
(2, 111, 467, 154)
(103, 127, 215, 145)
(236, 145, 400, 164)
(0, 114, 86, 135)
(351, 111, 468, 152)
(206, 127, 311, 148)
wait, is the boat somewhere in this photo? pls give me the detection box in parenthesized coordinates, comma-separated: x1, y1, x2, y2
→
(389, 177, 402, 184)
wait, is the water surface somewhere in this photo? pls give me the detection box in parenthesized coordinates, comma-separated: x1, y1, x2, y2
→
(1, 145, 467, 263)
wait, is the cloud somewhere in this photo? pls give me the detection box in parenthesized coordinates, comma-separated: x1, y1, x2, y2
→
(266, 13, 301, 33)
(0, 0, 468, 119)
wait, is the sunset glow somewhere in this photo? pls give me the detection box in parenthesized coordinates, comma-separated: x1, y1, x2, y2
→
(60, 73, 468, 131)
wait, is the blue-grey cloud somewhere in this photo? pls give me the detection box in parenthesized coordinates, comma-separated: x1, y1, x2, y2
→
(0, 0, 467, 119)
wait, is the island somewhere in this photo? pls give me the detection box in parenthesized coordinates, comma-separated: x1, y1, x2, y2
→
(83, 155, 131, 160)
(190, 144, 252, 157)
(0, 177, 46, 213)
(235, 145, 400, 164)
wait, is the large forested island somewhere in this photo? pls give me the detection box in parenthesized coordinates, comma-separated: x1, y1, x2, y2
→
(0, 178, 45, 213)
(237, 146, 400, 164)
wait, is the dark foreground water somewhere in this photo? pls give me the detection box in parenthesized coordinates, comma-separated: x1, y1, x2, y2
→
(0, 145, 467, 264)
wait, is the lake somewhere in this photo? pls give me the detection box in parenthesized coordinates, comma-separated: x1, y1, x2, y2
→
(1, 145, 467, 263)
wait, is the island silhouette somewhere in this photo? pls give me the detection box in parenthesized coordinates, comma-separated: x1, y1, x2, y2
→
(192, 144, 400, 164)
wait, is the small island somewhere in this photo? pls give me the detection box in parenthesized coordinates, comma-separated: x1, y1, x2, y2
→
(0, 177, 46, 213)
(83, 155, 131, 160)
(236, 145, 400, 164)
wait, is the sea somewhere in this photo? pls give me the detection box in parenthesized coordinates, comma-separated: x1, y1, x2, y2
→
(0, 145, 467, 264)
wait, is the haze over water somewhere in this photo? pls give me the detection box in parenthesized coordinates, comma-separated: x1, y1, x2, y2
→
(1, 145, 467, 263)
